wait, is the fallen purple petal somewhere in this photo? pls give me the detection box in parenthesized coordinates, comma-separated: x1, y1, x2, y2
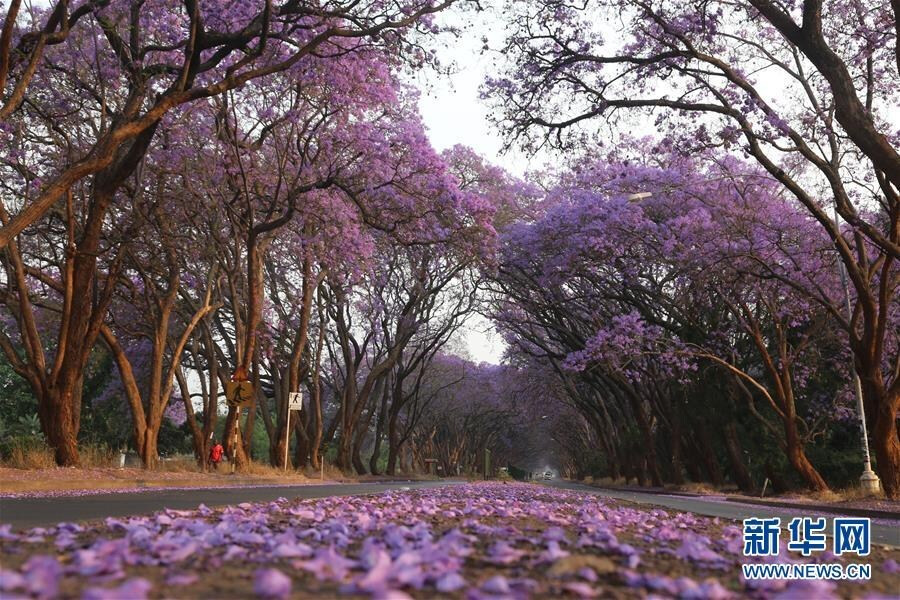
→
(253, 568, 292, 599)
(0, 483, 895, 598)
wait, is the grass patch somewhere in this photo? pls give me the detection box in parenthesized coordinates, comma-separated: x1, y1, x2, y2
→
(4, 439, 56, 470)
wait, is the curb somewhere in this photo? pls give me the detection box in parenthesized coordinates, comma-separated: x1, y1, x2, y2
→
(573, 483, 715, 499)
(564, 481, 900, 521)
(723, 496, 900, 521)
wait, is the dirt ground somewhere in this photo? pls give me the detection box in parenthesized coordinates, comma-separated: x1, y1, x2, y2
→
(0, 463, 443, 497)
(0, 465, 329, 496)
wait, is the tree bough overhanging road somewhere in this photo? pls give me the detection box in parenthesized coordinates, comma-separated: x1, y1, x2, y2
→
(1, 0, 899, 596)
(1, 483, 898, 598)
(1, 0, 896, 499)
(486, 0, 900, 497)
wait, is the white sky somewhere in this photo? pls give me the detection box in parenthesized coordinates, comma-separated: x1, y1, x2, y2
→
(413, 17, 520, 364)
(414, 14, 534, 177)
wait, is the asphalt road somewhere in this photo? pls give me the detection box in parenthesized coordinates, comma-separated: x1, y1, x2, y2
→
(4, 479, 897, 548)
(0, 480, 463, 530)
(543, 480, 900, 547)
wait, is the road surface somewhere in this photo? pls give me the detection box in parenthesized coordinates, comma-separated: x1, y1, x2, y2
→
(0, 480, 463, 530)
(544, 480, 900, 547)
(3, 478, 897, 548)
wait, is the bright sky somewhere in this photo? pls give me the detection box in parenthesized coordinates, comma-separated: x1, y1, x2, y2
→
(414, 14, 532, 177)
(413, 17, 520, 365)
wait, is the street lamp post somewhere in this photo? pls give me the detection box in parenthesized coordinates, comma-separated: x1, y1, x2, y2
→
(627, 192, 652, 202)
(832, 207, 881, 494)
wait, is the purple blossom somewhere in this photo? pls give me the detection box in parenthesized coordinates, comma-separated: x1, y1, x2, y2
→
(253, 568, 292, 599)
(82, 578, 152, 600)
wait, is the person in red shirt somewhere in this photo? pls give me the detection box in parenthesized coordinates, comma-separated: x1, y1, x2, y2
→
(209, 439, 224, 470)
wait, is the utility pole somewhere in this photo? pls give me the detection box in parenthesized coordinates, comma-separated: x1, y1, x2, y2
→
(833, 206, 880, 494)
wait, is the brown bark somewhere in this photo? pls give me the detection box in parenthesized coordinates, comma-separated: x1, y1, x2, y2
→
(667, 416, 685, 485)
(369, 377, 391, 475)
(872, 386, 900, 498)
(308, 297, 326, 471)
(386, 404, 402, 475)
(224, 408, 250, 468)
(176, 367, 205, 467)
(749, 0, 900, 189)
(271, 257, 316, 468)
(1, 184, 121, 466)
(39, 384, 83, 466)
(100, 252, 217, 469)
(351, 380, 384, 475)
(0, 1, 457, 249)
(0, 0, 22, 96)
(620, 451, 634, 486)
(709, 302, 831, 493)
(684, 453, 703, 483)
(696, 428, 724, 487)
(177, 327, 220, 470)
(723, 420, 756, 493)
(781, 383, 828, 492)
(200, 325, 220, 466)
(622, 384, 663, 487)
(351, 432, 367, 475)
(293, 419, 310, 470)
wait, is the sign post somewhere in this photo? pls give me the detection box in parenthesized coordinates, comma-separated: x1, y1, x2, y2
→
(285, 392, 303, 471)
(231, 417, 240, 474)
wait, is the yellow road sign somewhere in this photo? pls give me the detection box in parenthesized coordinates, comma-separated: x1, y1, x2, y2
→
(225, 381, 254, 407)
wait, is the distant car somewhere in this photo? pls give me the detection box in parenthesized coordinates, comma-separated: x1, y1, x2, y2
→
(543, 472, 552, 480)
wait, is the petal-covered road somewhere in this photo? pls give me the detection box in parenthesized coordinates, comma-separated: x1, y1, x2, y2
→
(0, 482, 897, 599)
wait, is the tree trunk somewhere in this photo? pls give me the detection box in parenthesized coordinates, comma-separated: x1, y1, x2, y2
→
(764, 460, 789, 494)
(270, 405, 292, 469)
(176, 368, 207, 469)
(784, 419, 829, 492)
(224, 407, 250, 469)
(309, 362, 324, 471)
(41, 385, 82, 466)
(140, 427, 160, 469)
(352, 439, 367, 475)
(722, 421, 755, 493)
(294, 418, 310, 469)
(634, 454, 647, 487)
(336, 432, 353, 473)
(351, 404, 373, 475)
(369, 380, 390, 475)
(622, 385, 663, 486)
(684, 455, 703, 483)
(667, 418, 685, 485)
(870, 387, 900, 499)
(620, 448, 633, 485)
(199, 325, 219, 470)
(697, 428, 724, 486)
(398, 443, 409, 473)
(386, 407, 401, 476)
